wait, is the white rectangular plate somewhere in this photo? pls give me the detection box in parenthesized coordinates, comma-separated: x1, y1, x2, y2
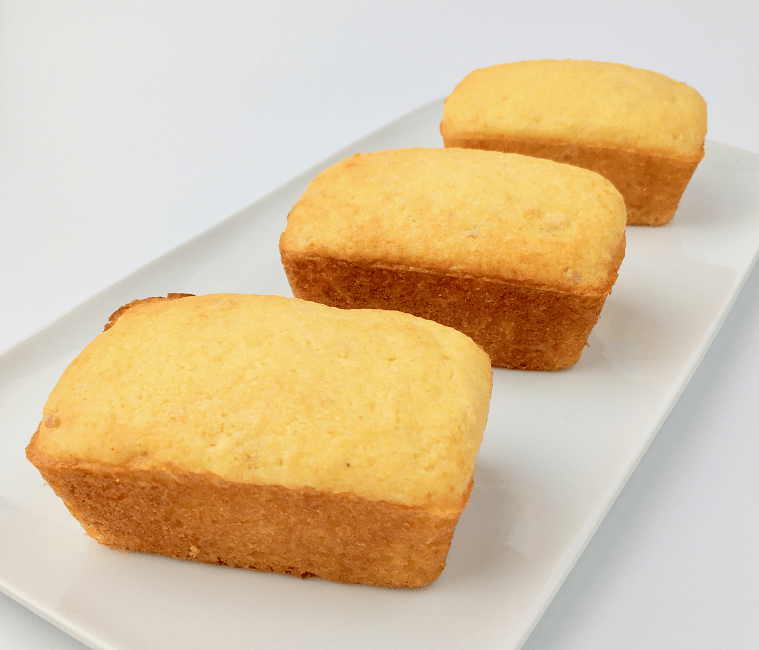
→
(2, 100, 759, 650)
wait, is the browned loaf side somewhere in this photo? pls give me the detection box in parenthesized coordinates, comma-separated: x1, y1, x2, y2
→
(26, 441, 467, 588)
(280, 254, 619, 371)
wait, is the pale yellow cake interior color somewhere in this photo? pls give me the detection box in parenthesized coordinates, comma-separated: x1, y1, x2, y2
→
(35, 294, 492, 517)
(281, 148, 626, 293)
(440, 60, 707, 160)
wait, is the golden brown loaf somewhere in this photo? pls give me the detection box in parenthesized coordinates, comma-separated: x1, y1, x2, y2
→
(440, 60, 707, 226)
(280, 148, 626, 370)
(26, 293, 492, 588)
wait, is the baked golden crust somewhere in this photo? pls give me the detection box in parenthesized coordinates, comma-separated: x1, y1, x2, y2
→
(440, 60, 707, 226)
(27, 433, 466, 588)
(281, 148, 626, 294)
(27, 293, 492, 587)
(35, 294, 490, 513)
(280, 148, 626, 370)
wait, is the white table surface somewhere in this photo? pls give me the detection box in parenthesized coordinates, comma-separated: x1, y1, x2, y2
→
(2, 2, 758, 648)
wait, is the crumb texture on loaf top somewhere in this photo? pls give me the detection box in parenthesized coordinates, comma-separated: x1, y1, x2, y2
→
(34, 294, 492, 516)
(440, 60, 707, 160)
(280, 148, 626, 294)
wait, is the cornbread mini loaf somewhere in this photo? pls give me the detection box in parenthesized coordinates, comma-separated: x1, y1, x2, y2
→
(440, 60, 707, 226)
(26, 293, 492, 588)
(280, 148, 626, 370)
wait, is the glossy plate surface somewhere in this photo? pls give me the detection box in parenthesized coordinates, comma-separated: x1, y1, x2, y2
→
(2, 100, 759, 650)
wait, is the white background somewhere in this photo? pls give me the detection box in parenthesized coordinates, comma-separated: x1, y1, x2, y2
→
(1, 1, 758, 648)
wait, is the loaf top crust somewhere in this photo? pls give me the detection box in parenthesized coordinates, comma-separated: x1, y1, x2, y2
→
(280, 148, 626, 294)
(440, 60, 707, 160)
(32, 294, 492, 516)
